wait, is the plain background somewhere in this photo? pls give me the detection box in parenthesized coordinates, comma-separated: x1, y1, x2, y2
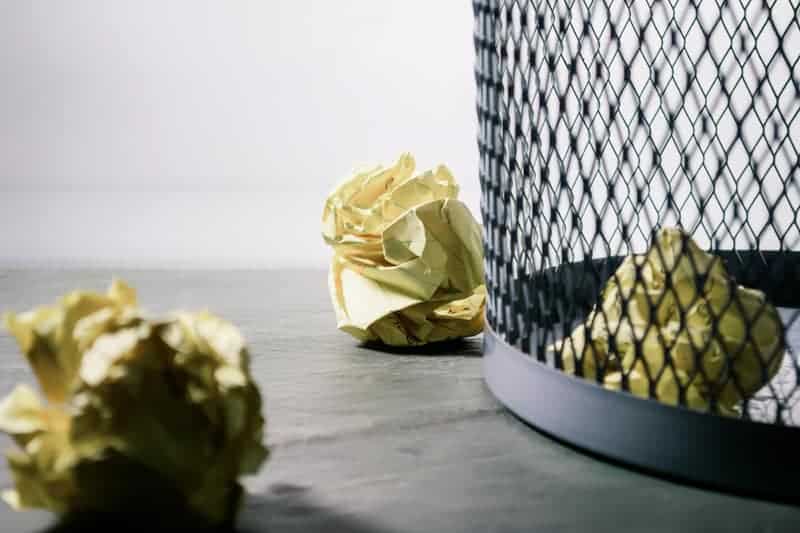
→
(0, 0, 480, 269)
(4, 1, 797, 269)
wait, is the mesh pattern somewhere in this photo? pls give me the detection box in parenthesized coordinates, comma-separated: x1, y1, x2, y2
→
(474, 0, 800, 424)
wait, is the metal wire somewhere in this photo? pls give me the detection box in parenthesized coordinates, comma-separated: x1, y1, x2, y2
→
(474, 0, 800, 425)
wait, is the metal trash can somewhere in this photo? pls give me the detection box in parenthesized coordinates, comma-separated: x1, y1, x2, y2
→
(474, 0, 800, 502)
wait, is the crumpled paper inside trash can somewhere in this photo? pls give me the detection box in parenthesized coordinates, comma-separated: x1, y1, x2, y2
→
(550, 227, 784, 414)
(0, 280, 268, 525)
(322, 153, 486, 346)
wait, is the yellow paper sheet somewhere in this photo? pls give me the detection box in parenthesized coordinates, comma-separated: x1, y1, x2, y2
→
(550, 227, 784, 414)
(0, 280, 268, 525)
(322, 153, 485, 346)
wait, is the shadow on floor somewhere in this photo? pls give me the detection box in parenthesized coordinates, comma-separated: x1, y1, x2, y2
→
(39, 488, 398, 533)
(239, 488, 398, 533)
(359, 336, 482, 357)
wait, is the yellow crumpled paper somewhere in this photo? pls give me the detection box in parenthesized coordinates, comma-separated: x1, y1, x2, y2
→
(322, 152, 486, 346)
(550, 227, 784, 414)
(0, 280, 268, 525)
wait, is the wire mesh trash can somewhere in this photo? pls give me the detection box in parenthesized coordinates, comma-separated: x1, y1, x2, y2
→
(474, 0, 800, 501)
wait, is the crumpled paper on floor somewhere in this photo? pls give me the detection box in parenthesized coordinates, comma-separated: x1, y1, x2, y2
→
(322, 153, 485, 346)
(0, 280, 268, 525)
(550, 227, 784, 414)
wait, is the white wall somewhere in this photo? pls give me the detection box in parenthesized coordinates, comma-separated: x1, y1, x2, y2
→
(0, 0, 480, 269)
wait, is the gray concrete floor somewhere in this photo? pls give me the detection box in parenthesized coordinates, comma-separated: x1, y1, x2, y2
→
(0, 270, 797, 532)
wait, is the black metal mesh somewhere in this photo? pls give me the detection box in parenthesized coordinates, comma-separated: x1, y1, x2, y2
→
(474, 0, 800, 424)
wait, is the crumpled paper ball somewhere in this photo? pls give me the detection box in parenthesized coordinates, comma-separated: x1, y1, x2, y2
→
(0, 280, 268, 525)
(322, 153, 486, 346)
(550, 227, 784, 414)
